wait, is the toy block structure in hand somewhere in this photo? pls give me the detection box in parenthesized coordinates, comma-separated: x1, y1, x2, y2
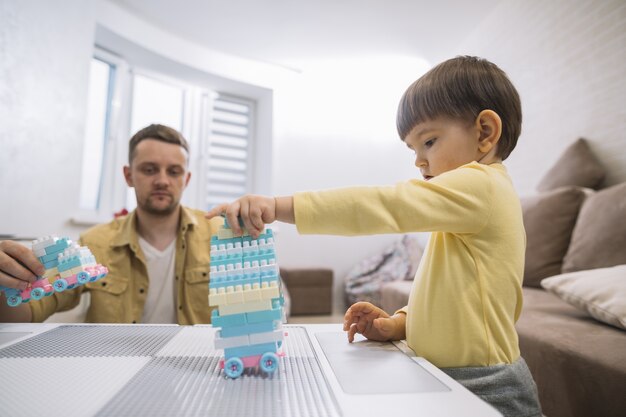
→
(0, 236, 108, 307)
(209, 219, 286, 378)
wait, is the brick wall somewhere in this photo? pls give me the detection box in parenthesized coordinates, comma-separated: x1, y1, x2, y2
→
(455, 0, 625, 196)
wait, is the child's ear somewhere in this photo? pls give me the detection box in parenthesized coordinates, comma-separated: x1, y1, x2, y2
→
(475, 110, 502, 154)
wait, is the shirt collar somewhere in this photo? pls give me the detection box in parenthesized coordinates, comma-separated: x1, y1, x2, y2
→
(110, 206, 197, 248)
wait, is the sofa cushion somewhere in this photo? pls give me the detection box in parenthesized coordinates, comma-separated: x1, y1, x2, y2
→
(536, 138, 605, 191)
(280, 268, 333, 316)
(562, 182, 626, 273)
(521, 186, 588, 287)
(517, 287, 626, 417)
(541, 265, 626, 330)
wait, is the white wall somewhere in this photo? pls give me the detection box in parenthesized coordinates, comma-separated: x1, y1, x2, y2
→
(271, 57, 432, 312)
(2, 0, 624, 315)
(0, 1, 432, 314)
(456, 0, 626, 196)
(0, 0, 96, 239)
(0, 0, 288, 241)
(271, 0, 626, 312)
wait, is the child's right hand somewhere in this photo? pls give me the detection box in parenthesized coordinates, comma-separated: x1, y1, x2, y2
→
(206, 194, 277, 238)
(343, 302, 404, 343)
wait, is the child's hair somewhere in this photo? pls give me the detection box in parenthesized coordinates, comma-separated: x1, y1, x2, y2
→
(128, 124, 190, 164)
(396, 56, 522, 160)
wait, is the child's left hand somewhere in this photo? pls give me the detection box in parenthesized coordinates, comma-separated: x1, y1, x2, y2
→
(343, 302, 405, 343)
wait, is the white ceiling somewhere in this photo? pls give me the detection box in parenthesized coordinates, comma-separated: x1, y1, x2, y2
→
(108, 0, 503, 71)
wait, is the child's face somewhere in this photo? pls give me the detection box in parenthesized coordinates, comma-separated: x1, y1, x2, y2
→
(403, 117, 484, 181)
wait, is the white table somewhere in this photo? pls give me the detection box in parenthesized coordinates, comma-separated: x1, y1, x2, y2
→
(0, 323, 501, 417)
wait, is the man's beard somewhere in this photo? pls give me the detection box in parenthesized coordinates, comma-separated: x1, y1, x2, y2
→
(140, 194, 179, 216)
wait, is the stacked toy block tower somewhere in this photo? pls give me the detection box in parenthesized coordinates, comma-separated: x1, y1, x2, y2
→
(0, 236, 108, 307)
(209, 220, 286, 378)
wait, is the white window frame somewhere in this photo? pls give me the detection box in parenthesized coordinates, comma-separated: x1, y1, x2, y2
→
(73, 47, 130, 225)
(73, 46, 259, 225)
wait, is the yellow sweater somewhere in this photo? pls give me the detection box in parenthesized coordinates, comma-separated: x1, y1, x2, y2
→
(294, 162, 525, 367)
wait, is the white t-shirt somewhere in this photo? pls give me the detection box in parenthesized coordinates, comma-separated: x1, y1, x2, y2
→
(138, 237, 177, 324)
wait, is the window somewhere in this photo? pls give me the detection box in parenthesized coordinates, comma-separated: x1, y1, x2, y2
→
(79, 57, 115, 211)
(206, 95, 254, 208)
(77, 48, 257, 223)
(125, 71, 187, 211)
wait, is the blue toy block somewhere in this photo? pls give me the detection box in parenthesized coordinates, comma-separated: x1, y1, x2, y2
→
(0, 236, 108, 307)
(38, 251, 60, 264)
(211, 310, 247, 327)
(57, 254, 96, 272)
(44, 237, 71, 255)
(209, 219, 285, 378)
(57, 256, 82, 271)
(41, 258, 59, 269)
(209, 275, 255, 290)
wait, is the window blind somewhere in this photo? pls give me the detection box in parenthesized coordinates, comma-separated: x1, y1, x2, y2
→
(206, 95, 255, 208)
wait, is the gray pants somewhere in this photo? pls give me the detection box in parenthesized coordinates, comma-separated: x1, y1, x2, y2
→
(442, 357, 542, 417)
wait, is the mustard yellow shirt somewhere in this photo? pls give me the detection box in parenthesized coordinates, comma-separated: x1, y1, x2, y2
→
(294, 162, 525, 367)
(30, 207, 223, 324)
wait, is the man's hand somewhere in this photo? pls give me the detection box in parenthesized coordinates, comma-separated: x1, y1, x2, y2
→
(0, 240, 44, 290)
(343, 301, 406, 343)
(0, 240, 39, 322)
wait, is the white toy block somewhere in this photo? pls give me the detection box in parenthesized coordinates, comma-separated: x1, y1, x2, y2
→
(214, 333, 250, 349)
(31, 236, 57, 251)
(249, 328, 284, 345)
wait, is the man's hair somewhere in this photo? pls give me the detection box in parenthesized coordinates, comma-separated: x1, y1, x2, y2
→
(396, 56, 522, 160)
(128, 124, 190, 164)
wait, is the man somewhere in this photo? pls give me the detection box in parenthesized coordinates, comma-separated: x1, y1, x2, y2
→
(0, 124, 223, 324)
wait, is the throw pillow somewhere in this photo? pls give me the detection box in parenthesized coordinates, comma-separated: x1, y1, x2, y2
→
(344, 235, 423, 306)
(562, 182, 626, 273)
(541, 265, 626, 330)
(521, 186, 589, 287)
(537, 138, 606, 192)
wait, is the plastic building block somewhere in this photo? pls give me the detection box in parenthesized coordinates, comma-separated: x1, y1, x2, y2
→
(0, 236, 108, 307)
(209, 218, 286, 378)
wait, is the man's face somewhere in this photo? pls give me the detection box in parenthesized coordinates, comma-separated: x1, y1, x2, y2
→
(124, 139, 190, 216)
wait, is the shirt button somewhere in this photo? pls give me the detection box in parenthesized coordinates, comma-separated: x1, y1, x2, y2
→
(139, 288, 145, 294)
(175, 276, 179, 281)
(132, 320, 136, 324)
(178, 305, 183, 310)
(101, 282, 107, 287)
